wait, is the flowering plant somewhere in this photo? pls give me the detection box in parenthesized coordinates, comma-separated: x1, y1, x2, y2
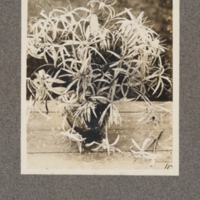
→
(27, 0, 171, 154)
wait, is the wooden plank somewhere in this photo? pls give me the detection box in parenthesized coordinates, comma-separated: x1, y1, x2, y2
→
(27, 126, 172, 153)
(115, 101, 172, 113)
(108, 128, 172, 151)
(27, 112, 63, 131)
(27, 100, 172, 113)
(27, 130, 78, 153)
(27, 152, 172, 170)
(27, 112, 172, 131)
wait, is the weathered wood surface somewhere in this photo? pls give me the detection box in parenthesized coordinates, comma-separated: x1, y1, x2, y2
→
(26, 101, 173, 170)
(27, 152, 172, 170)
(28, 100, 172, 113)
(27, 127, 172, 153)
(27, 112, 172, 131)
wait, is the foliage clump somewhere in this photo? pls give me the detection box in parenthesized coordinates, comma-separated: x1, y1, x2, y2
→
(27, 0, 171, 154)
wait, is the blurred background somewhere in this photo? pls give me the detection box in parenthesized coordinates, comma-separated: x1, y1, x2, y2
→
(27, 0, 172, 101)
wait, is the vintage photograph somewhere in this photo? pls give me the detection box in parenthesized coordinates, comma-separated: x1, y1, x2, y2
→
(21, 0, 179, 175)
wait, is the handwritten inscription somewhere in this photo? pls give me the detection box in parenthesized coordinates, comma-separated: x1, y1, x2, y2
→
(164, 163, 173, 169)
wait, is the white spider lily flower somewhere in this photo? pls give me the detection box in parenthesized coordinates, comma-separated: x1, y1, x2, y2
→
(85, 134, 122, 155)
(61, 130, 86, 142)
(130, 138, 158, 167)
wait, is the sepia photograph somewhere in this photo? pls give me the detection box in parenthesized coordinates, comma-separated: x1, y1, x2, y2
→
(21, 0, 179, 175)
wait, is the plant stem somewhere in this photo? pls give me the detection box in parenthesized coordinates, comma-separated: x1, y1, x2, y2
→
(105, 123, 110, 156)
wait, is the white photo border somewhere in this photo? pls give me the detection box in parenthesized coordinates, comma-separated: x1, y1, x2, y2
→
(21, 0, 179, 175)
